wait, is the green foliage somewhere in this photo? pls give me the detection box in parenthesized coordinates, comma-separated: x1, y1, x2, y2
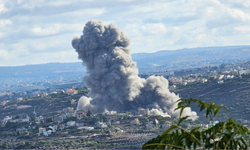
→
(87, 110, 92, 116)
(142, 98, 250, 150)
(45, 117, 53, 123)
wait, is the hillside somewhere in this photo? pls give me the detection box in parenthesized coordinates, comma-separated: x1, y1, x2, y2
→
(2, 75, 250, 121)
(0, 87, 89, 119)
(172, 74, 250, 121)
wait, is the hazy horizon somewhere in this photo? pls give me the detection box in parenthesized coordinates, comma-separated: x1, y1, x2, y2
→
(1, 44, 250, 67)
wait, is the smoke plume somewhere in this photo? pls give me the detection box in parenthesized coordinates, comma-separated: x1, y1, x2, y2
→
(72, 21, 198, 120)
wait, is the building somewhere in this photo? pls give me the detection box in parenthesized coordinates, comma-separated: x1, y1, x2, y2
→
(209, 120, 219, 126)
(71, 99, 76, 104)
(63, 107, 74, 117)
(155, 119, 159, 125)
(113, 121, 120, 125)
(3, 116, 12, 124)
(43, 130, 52, 136)
(48, 125, 57, 132)
(130, 118, 140, 125)
(41, 93, 48, 98)
(10, 119, 19, 123)
(66, 89, 78, 95)
(239, 69, 250, 76)
(67, 121, 76, 127)
(0, 100, 9, 106)
(114, 127, 124, 134)
(243, 120, 249, 124)
(95, 121, 108, 128)
(35, 116, 44, 124)
(217, 80, 224, 84)
(39, 127, 46, 134)
(138, 108, 149, 116)
(28, 126, 36, 130)
(17, 97, 23, 101)
(58, 124, 65, 130)
(75, 110, 86, 119)
(104, 110, 117, 115)
(21, 115, 30, 122)
(82, 126, 94, 130)
(76, 122, 84, 127)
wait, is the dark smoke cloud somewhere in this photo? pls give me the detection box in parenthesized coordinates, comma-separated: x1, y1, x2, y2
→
(72, 21, 198, 120)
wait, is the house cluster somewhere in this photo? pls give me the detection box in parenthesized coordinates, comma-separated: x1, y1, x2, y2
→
(0, 100, 9, 106)
(169, 76, 208, 86)
(168, 68, 247, 86)
(130, 118, 140, 125)
(1, 115, 31, 126)
(104, 110, 117, 115)
(38, 125, 57, 136)
(146, 119, 159, 130)
(95, 121, 108, 128)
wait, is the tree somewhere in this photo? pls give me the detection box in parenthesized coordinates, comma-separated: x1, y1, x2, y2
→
(87, 110, 92, 116)
(143, 98, 250, 149)
(46, 118, 53, 123)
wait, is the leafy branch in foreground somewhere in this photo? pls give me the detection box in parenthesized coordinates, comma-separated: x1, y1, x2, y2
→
(142, 98, 250, 150)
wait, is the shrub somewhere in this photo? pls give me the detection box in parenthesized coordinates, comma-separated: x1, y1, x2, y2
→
(142, 98, 250, 149)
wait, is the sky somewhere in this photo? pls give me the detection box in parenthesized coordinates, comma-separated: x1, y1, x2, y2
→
(0, 0, 250, 66)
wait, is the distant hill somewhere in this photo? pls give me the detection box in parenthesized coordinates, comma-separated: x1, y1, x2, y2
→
(1, 45, 250, 78)
(0, 62, 86, 92)
(0, 62, 85, 79)
(132, 45, 250, 73)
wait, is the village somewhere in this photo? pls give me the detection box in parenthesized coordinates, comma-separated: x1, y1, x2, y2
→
(1, 62, 250, 148)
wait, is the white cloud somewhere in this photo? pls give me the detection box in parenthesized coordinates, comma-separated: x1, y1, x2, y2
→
(141, 23, 167, 34)
(0, 50, 11, 59)
(0, 0, 250, 66)
(31, 24, 62, 36)
(235, 26, 250, 32)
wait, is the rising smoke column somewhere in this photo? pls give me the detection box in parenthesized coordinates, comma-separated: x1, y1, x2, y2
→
(72, 21, 198, 120)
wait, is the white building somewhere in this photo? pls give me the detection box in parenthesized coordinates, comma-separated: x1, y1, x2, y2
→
(130, 118, 140, 125)
(48, 125, 57, 132)
(95, 121, 108, 128)
(0, 100, 9, 106)
(35, 116, 44, 124)
(3, 116, 12, 124)
(104, 110, 117, 115)
(239, 69, 250, 76)
(218, 75, 224, 80)
(217, 80, 224, 84)
(113, 121, 120, 125)
(43, 130, 52, 136)
(39, 127, 46, 134)
(17, 97, 23, 101)
(76, 122, 84, 127)
(21, 115, 30, 122)
(67, 121, 76, 127)
(83, 126, 94, 130)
